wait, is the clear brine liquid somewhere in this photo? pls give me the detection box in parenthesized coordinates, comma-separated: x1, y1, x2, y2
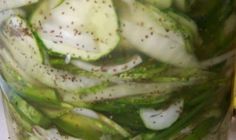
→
(0, 0, 235, 140)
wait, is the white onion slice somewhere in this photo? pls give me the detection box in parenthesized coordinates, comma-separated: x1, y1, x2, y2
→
(71, 55, 143, 75)
(81, 82, 192, 102)
(140, 99, 184, 130)
(73, 108, 99, 119)
(200, 50, 236, 68)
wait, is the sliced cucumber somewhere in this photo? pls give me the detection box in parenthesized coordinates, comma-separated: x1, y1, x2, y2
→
(118, 60, 168, 81)
(116, 1, 199, 68)
(38, 103, 73, 119)
(0, 16, 102, 92)
(97, 113, 131, 137)
(4, 96, 32, 131)
(0, 0, 38, 11)
(54, 110, 126, 140)
(73, 108, 130, 137)
(9, 94, 51, 128)
(0, 48, 39, 85)
(29, 0, 63, 25)
(0, 50, 61, 106)
(31, 0, 119, 61)
(0, 16, 43, 63)
(0, 76, 51, 128)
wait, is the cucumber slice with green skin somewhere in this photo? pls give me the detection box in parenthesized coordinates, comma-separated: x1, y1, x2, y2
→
(0, 0, 39, 11)
(0, 9, 25, 25)
(30, 0, 120, 61)
(97, 113, 131, 138)
(139, 0, 173, 9)
(0, 76, 51, 128)
(29, 0, 64, 25)
(73, 108, 130, 137)
(0, 48, 61, 106)
(0, 16, 103, 92)
(38, 103, 73, 119)
(0, 17, 43, 63)
(32, 31, 50, 65)
(53, 110, 128, 140)
(29, 0, 64, 64)
(117, 60, 168, 81)
(19, 87, 60, 106)
(3, 96, 32, 132)
(9, 94, 52, 128)
(0, 48, 39, 86)
(116, 0, 199, 68)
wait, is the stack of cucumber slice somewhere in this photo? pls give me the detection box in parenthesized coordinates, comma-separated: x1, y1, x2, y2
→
(0, 0, 235, 139)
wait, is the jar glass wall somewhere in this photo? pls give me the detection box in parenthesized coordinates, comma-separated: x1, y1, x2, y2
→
(0, 0, 236, 140)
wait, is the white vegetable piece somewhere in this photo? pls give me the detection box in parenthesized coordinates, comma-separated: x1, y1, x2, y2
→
(71, 55, 143, 75)
(200, 50, 236, 68)
(0, 0, 38, 11)
(140, 99, 184, 130)
(118, 0, 199, 68)
(31, 0, 120, 61)
(81, 82, 191, 102)
(0, 9, 25, 25)
(0, 16, 102, 92)
(73, 108, 99, 119)
(0, 49, 40, 85)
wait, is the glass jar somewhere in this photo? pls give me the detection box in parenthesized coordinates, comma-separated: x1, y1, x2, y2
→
(0, 0, 236, 140)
